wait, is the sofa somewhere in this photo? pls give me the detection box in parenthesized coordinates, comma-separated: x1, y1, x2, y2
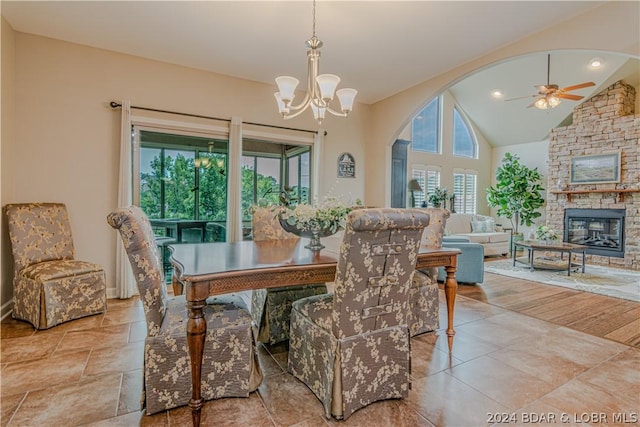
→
(445, 213, 510, 257)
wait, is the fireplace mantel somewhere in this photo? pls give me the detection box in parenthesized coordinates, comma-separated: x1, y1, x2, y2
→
(551, 188, 640, 203)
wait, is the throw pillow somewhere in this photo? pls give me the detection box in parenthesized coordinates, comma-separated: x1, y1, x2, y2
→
(471, 218, 495, 233)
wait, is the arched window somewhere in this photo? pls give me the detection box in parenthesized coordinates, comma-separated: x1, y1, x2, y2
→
(411, 98, 440, 153)
(452, 107, 477, 158)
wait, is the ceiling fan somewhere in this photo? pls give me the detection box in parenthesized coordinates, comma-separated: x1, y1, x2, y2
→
(506, 54, 595, 109)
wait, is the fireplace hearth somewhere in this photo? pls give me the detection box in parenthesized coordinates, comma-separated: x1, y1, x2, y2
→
(564, 208, 625, 258)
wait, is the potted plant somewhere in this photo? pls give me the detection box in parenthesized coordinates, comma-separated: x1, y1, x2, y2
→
(486, 152, 545, 241)
(428, 187, 449, 208)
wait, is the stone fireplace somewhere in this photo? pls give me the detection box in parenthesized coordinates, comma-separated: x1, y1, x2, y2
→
(547, 80, 639, 270)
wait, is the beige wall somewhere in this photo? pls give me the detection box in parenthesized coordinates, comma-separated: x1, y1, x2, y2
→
(1, 16, 16, 315)
(367, 1, 640, 208)
(1, 30, 369, 302)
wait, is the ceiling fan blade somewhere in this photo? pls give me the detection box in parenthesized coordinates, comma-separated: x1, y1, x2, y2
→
(557, 93, 583, 101)
(561, 82, 595, 92)
(504, 94, 535, 102)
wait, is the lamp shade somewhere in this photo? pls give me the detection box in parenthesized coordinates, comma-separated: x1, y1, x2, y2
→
(408, 179, 423, 192)
(316, 74, 340, 101)
(275, 76, 299, 104)
(310, 103, 326, 122)
(274, 93, 290, 114)
(534, 97, 548, 110)
(336, 88, 357, 112)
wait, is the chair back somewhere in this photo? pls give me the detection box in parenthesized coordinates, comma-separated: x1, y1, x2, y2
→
(107, 206, 168, 336)
(251, 206, 299, 241)
(5, 203, 75, 272)
(420, 208, 450, 249)
(332, 208, 430, 339)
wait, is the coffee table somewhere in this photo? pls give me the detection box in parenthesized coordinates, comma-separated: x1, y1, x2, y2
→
(513, 240, 587, 276)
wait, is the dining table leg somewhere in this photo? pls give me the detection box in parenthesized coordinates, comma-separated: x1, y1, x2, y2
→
(444, 265, 458, 352)
(187, 298, 207, 427)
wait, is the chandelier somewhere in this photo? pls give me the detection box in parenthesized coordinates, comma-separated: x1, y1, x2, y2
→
(274, 0, 357, 124)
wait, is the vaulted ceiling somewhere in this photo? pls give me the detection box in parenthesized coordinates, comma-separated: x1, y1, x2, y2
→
(3, 1, 638, 146)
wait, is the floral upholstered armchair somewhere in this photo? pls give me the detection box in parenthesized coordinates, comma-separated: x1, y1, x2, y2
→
(5, 203, 107, 329)
(250, 206, 327, 344)
(409, 207, 450, 336)
(288, 208, 430, 420)
(107, 205, 262, 415)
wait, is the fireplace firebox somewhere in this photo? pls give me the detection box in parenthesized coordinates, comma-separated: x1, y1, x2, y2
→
(564, 208, 625, 258)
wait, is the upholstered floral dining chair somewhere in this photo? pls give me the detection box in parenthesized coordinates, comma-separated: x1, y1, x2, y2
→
(250, 205, 327, 345)
(5, 202, 107, 329)
(288, 208, 430, 420)
(409, 207, 450, 336)
(107, 205, 262, 415)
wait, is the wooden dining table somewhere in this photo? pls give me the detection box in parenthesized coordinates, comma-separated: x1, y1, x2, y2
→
(169, 237, 460, 426)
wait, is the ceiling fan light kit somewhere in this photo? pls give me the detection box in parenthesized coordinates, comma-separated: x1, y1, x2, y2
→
(274, 0, 357, 124)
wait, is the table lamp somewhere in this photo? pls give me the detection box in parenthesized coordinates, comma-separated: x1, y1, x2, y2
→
(408, 179, 423, 208)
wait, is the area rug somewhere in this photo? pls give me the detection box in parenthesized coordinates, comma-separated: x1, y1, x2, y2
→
(484, 259, 640, 302)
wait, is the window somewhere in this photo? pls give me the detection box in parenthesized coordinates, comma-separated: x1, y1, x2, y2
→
(411, 98, 440, 153)
(412, 166, 441, 207)
(240, 141, 311, 221)
(453, 170, 477, 214)
(138, 130, 228, 224)
(452, 107, 477, 158)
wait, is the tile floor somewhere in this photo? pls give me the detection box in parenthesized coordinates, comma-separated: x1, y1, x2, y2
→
(1, 278, 638, 426)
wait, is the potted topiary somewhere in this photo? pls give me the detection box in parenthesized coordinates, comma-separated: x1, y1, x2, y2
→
(486, 153, 545, 246)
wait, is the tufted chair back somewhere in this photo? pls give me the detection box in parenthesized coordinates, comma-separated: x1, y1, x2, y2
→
(251, 206, 299, 241)
(332, 208, 430, 339)
(107, 206, 169, 336)
(5, 203, 75, 272)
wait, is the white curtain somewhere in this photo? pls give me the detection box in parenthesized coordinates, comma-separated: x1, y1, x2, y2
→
(115, 100, 137, 298)
(227, 116, 243, 242)
(312, 129, 325, 203)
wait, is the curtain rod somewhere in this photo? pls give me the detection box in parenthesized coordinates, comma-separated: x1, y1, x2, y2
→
(109, 101, 325, 135)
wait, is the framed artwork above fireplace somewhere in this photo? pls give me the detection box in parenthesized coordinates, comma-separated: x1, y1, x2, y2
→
(570, 151, 621, 184)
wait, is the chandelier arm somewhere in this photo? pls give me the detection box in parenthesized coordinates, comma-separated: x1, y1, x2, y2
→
(287, 91, 312, 112)
(282, 106, 313, 120)
(325, 105, 347, 117)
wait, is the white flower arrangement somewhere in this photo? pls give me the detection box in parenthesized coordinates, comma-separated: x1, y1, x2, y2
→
(279, 197, 354, 234)
(535, 225, 558, 241)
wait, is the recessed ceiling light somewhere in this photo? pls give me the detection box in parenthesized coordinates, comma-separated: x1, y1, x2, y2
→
(589, 57, 604, 69)
(491, 89, 504, 99)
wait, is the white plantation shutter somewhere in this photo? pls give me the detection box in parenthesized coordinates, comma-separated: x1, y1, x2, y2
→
(426, 168, 441, 199)
(453, 169, 477, 214)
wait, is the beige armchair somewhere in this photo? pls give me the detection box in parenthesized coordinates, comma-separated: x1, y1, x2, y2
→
(288, 208, 430, 420)
(250, 206, 327, 344)
(4, 203, 107, 329)
(107, 205, 262, 415)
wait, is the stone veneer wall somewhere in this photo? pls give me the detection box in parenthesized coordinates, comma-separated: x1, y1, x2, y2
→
(547, 81, 639, 270)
